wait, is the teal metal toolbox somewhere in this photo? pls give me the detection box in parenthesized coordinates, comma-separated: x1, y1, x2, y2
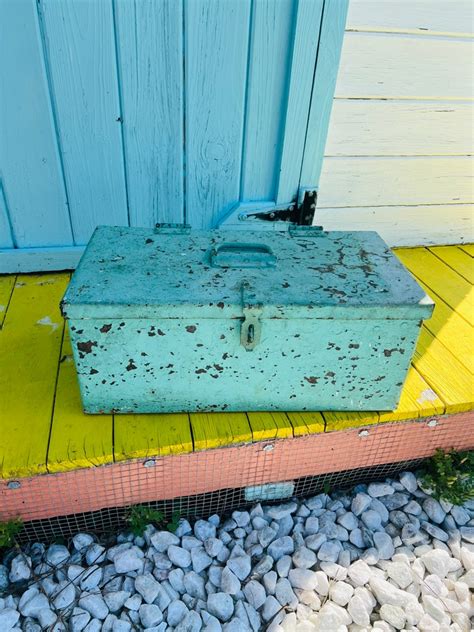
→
(61, 225, 433, 414)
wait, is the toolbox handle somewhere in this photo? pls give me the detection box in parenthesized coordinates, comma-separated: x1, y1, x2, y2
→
(211, 242, 276, 268)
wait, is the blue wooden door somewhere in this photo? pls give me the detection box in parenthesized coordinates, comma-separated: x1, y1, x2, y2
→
(0, 0, 348, 272)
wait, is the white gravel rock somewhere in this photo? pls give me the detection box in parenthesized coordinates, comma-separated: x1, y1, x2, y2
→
(261, 595, 281, 622)
(399, 471, 418, 493)
(288, 568, 318, 591)
(329, 580, 354, 606)
(347, 560, 371, 586)
(423, 498, 446, 524)
(373, 532, 395, 559)
(168, 545, 191, 569)
(9, 556, 31, 583)
(351, 493, 372, 516)
(19, 587, 50, 618)
(194, 520, 216, 541)
(267, 536, 294, 561)
(207, 593, 234, 622)
(46, 545, 70, 567)
(113, 547, 144, 574)
(78, 594, 109, 620)
(380, 604, 406, 630)
(317, 540, 341, 563)
(150, 530, 179, 552)
(0, 608, 20, 631)
(368, 483, 395, 498)
(348, 593, 371, 626)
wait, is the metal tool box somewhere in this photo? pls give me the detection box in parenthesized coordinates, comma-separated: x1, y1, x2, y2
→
(61, 225, 433, 414)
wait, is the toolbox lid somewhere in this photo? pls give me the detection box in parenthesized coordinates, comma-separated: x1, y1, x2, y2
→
(62, 226, 434, 320)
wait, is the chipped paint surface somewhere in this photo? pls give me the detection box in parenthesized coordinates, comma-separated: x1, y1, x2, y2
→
(62, 226, 433, 414)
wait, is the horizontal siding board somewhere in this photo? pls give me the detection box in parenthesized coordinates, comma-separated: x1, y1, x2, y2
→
(114, 0, 184, 226)
(319, 156, 473, 208)
(316, 205, 474, 247)
(326, 100, 474, 156)
(185, 0, 251, 229)
(347, 0, 473, 37)
(335, 32, 474, 99)
(0, 0, 72, 248)
(0, 247, 85, 274)
(40, 0, 128, 244)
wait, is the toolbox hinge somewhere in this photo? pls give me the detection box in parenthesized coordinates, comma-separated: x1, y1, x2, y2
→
(238, 189, 318, 226)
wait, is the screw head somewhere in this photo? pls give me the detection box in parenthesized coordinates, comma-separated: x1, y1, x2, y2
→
(143, 459, 156, 468)
(7, 480, 21, 489)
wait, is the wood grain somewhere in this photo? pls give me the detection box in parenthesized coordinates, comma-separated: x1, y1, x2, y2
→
(319, 157, 473, 208)
(48, 330, 114, 472)
(326, 100, 474, 157)
(0, 0, 72, 248)
(0, 246, 85, 274)
(190, 413, 252, 451)
(0, 184, 14, 249)
(247, 412, 294, 441)
(0, 274, 68, 478)
(185, 0, 251, 228)
(347, 0, 473, 37)
(429, 245, 474, 284)
(335, 32, 473, 99)
(40, 0, 128, 244)
(114, 0, 184, 226)
(316, 205, 473, 248)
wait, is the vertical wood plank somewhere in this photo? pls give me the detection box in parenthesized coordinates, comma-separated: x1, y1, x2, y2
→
(114, 0, 184, 226)
(0, 274, 68, 478)
(40, 0, 128, 244)
(300, 0, 349, 191)
(276, 0, 324, 203)
(0, 184, 14, 249)
(0, 0, 72, 248)
(240, 0, 295, 201)
(185, 0, 251, 228)
(0, 275, 16, 328)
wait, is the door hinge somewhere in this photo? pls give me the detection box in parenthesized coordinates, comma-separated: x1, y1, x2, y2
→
(238, 189, 317, 226)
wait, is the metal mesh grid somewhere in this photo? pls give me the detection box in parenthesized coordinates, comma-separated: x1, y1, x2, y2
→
(2, 412, 472, 544)
(14, 457, 429, 543)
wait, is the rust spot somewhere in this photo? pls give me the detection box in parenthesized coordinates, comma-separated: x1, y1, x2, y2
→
(90, 368, 99, 375)
(222, 353, 229, 360)
(126, 359, 137, 371)
(211, 374, 219, 379)
(77, 341, 97, 354)
(195, 368, 206, 374)
(282, 282, 290, 288)
(220, 334, 226, 340)
(157, 329, 166, 336)
(148, 332, 156, 337)
(141, 352, 147, 356)
(304, 376, 319, 384)
(186, 325, 197, 333)
(349, 343, 360, 349)
(217, 302, 224, 309)
(214, 364, 223, 371)
(145, 238, 153, 244)
(76, 329, 84, 335)
(100, 324, 112, 333)
(325, 371, 335, 378)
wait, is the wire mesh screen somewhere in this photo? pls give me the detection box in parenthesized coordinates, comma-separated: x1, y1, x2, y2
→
(2, 412, 472, 544)
(17, 457, 425, 543)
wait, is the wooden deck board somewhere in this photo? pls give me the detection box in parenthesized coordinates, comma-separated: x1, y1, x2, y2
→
(0, 274, 68, 478)
(0, 274, 16, 328)
(0, 244, 472, 478)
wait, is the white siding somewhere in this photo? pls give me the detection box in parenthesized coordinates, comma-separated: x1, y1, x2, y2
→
(319, 0, 474, 246)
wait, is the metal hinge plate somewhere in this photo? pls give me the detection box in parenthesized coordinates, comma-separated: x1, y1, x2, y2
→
(238, 189, 317, 226)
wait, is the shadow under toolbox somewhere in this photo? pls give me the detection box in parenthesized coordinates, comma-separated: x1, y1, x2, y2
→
(61, 225, 434, 414)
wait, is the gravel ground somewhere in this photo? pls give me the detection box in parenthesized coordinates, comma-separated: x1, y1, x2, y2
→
(0, 470, 473, 631)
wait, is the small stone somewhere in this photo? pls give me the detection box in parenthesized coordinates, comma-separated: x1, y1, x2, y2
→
(450, 506, 470, 526)
(232, 511, 250, 527)
(304, 516, 319, 535)
(182, 535, 202, 550)
(368, 482, 394, 497)
(70, 607, 92, 632)
(194, 520, 216, 541)
(46, 544, 70, 567)
(150, 531, 179, 553)
(243, 580, 266, 609)
(175, 611, 202, 632)
(266, 502, 297, 520)
(19, 587, 50, 618)
(168, 545, 191, 569)
(168, 568, 185, 593)
(347, 560, 371, 585)
(380, 604, 406, 630)
(174, 519, 192, 538)
(423, 498, 446, 524)
(9, 555, 31, 583)
(183, 571, 206, 601)
(207, 593, 234, 622)
(404, 500, 422, 515)
(113, 547, 144, 574)
(263, 570, 277, 594)
(348, 528, 366, 549)
(276, 555, 291, 577)
(221, 567, 240, 595)
(369, 576, 408, 607)
(252, 555, 273, 577)
(52, 581, 76, 609)
(421, 522, 449, 542)
(348, 594, 371, 626)
(379, 492, 409, 511)
(292, 547, 316, 569)
(267, 536, 294, 561)
(80, 566, 102, 592)
(386, 561, 412, 589)
(85, 544, 106, 566)
(275, 578, 297, 608)
(139, 604, 163, 628)
(317, 602, 351, 629)
(134, 574, 160, 604)
(361, 509, 382, 530)
(227, 554, 251, 580)
(421, 549, 452, 577)
(191, 547, 213, 574)
(373, 532, 395, 559)
(112, 621, 131, 632)
(0, 608, 20, 631)
(319, 562, 347, 580)
(205, 538, 224, 558)
(261, 595, 281, 622)
(288, 568, 317, 590)
(329, 580, 354, 606)
(351, 493, 372, 516)
(73, 533, 94, 552)
(399, 471, 417, 493)
(337, 512, 358, 531)
(305, 533, 326, 551)
(37, 609, 58, 629)
(389, 510, 410, 529)
(460, 526, 474, 543)
(167, 600, 188, 627)
(317, 540, 341, 563)
(78, 594, 109, 620)
(102, 591, 129, 614)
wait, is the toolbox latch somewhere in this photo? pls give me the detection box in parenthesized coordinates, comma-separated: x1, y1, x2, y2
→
(241, 306, 262, 351)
